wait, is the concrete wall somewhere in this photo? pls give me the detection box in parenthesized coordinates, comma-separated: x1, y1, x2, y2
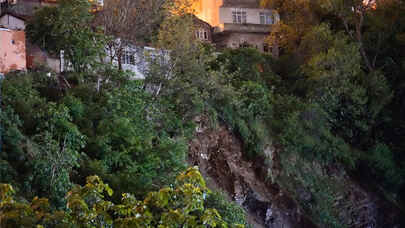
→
(215, 32, 265, 48)
(0, 14, 26, 30)
(26, 42, 61, 72)
(216, 23, 271, 33)
(214, 31, 278, 56)
(46, 56, 61, 73)
(0, 28, 26, 73)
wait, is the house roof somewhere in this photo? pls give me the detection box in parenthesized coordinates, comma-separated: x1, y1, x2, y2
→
(0, 11, 28, 21)
(192, 14, 212, 29)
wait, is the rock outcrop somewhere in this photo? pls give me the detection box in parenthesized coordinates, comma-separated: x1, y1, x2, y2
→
(189, 117, 404, 227)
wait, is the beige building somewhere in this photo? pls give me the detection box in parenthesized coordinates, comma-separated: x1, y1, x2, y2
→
(193, 0, 279, 55)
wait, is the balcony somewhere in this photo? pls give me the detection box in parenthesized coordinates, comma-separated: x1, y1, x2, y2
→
(214, 23, 271, 34)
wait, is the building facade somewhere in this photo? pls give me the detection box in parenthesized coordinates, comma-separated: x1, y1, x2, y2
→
(0, 27, 26, 73)
(193, 0, 279, 55)
(193, 15, 213, 43)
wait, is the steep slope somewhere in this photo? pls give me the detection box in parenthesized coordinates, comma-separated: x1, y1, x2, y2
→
(188, 116, 315, 227)
(189, 116, 404, 227)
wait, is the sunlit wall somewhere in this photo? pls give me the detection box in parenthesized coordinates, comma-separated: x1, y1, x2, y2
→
(193, 0, 223, 27)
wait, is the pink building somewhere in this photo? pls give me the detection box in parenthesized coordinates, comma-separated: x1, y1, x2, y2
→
(0, 27, 26, 73)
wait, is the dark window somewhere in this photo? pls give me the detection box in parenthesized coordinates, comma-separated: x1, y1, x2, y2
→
(263, 43, 273, 53)
(239, 42, 250, 48)
(122, 50, 136, 65)
(260, 12, 273, 25)
(232, 9, 247, 24)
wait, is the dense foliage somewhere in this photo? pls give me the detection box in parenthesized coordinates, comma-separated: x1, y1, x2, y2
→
(0, 167, 243, 227)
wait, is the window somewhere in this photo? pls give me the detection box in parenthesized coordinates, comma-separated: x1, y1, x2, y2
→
(239, 42, 250, 48)
(122, 50, 136, 65)
(195, 29, 208, 40)
(232, 9, 247, 24)
(260, 12, 273, 25)
(263, 43, 273, 53)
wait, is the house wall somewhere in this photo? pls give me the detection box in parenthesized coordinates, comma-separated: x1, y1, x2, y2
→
(215, 32, 265, 49)
(104, 43, 148, 79)
(0, 28, 26, 73)
(46, 56, 60, 72)
(192, 0, 279, 55)
(26, 42, 61, 72)
(219, 7, 277, 25)
(103, 41, 171, 80)
(194, 0, 223, 27)
(0, 14, 25, 29)
(214, 31, 278, 56)
(194, 17, 213, 43)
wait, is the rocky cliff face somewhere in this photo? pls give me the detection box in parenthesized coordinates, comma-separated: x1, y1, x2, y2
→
(188, 117, 404, 228)
(188, 117, 316, 227)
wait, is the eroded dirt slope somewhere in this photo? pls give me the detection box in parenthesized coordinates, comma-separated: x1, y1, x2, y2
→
(188, 118, 315, 228)
(188, 117, 404, 228)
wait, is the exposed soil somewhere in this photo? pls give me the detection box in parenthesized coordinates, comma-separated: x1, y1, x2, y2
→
(188, 117, 316, 228)
(188, 116, 405, 228)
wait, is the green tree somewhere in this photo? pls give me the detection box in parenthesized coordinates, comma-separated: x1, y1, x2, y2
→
(260, 0, 321, 53)
(0, 167, 244, 227)
(31, 103, 86, 207)
(94, 0, 166, 70)
(303, 24, 392, 146)
(26, 0, 106, 73)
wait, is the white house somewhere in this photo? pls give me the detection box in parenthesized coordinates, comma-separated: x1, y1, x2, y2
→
(103, 39, 170, 80)
(0, 12, 25, 30)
